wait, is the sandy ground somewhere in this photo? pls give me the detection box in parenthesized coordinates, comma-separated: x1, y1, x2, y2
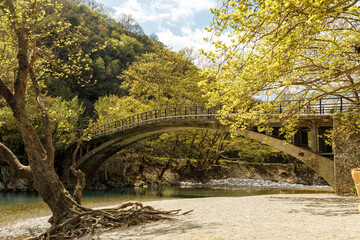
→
(1, 193, 360, 240)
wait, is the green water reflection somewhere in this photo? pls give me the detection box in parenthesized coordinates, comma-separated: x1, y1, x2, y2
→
(0, 185, 333, 226)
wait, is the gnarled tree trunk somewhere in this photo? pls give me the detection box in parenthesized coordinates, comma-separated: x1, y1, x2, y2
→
(0, 0, 88, 226)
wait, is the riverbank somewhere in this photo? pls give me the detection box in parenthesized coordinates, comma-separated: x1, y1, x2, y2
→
(95, 160, 327, 189)
(0, 160, 326, 192)
(1, 193, 359, 240)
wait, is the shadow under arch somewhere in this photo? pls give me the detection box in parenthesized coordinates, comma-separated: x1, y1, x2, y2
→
(77, 119, 334, 188)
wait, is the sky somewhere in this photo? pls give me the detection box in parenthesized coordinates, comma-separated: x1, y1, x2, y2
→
(95, 0, 219, 51)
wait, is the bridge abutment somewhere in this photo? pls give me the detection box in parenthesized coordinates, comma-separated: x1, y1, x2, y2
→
(333, 121, 360, 195)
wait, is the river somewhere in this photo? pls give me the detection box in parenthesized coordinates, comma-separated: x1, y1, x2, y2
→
(0, 178, 333, 226)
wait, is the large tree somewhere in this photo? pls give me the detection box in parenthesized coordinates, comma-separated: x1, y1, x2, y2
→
(0, 1, 180, 238)
(0, 1, 176, 237)
(0, 0, 92, 226)
(202, 0, 360, 135)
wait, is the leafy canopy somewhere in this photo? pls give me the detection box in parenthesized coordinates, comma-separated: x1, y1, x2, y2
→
(202, 0, 360, 134)
(0, 94, 84, 151)
(120, 47, 206, 108)
(0, 0, 92, 152)
(94, 95, 151, 126)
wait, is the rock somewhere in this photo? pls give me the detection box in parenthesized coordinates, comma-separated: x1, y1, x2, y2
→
(0, 164, 33, 191)
(93, 182, 106, 190)
(14, 179, 32, 191)
(0, 166, 11, 184)
(6, 181, 16, 191)
(6, 179, 33, 191)
(0, 181, 5, 191)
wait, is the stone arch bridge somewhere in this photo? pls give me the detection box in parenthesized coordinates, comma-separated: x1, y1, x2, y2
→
(75, 99, 360, 195)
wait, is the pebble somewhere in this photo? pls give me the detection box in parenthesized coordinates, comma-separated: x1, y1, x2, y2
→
(180, 178, 330, 189)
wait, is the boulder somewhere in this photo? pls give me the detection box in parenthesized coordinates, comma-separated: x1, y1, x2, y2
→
(0, 166, 11, 184)
(0, 181, 5, 191)
(14, 179, 32, 191)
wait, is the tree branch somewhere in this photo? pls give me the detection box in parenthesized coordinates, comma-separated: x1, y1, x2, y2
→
(29, 66, 55, 169)
(0, 142, 32, 180)
(70, 131, 89, 205)
(346, 74, 360, 102)
(6, 0, 28, 109)
(0, 77, 17, 113)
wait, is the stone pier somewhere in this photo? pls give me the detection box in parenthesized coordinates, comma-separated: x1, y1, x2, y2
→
(333, 123, 360, 195)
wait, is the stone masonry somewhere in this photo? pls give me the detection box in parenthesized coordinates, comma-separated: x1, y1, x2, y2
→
(333, 121, 360, 195)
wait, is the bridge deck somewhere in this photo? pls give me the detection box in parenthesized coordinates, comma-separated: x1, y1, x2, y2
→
(88, 98, 352, 140)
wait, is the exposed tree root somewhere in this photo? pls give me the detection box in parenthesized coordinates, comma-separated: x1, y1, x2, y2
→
(28, 202, 192, 240)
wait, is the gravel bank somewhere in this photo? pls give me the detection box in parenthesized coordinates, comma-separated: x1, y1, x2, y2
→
(1, 194, 359, 240)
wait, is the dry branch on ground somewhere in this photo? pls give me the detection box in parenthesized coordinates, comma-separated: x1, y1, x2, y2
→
(28, 202, 191, 240)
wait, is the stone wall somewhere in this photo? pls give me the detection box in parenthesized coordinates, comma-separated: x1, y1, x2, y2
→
(0, 163, 33, 191)
(333, 122, 360, 195)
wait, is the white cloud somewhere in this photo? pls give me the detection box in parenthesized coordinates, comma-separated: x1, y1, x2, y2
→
(113, 0, 216, 24)
(156, 27, 211, 51)
(113, 0, 167, 23)
(176, 0, 216, 12)
(156, 26, 233, 53)
(111, 0, 222, 55)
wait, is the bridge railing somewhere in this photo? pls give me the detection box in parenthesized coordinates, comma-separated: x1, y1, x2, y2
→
(89, 105, 223, 138)
(88, 97, 358, 139)
(276, 97, 356, 115)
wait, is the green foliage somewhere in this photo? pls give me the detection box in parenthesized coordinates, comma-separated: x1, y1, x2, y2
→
(0, 95, 84, 152)
(0, 0, 92, 154)
(202, 0, 360, 136)
(94, 95, 151, 126)
(228, 137, 286, 163)
(332, 112, 360, 140)
(43, 0, 157, 113)
(146, 130, 229, 165)
(46, 96, 85, 149)
(120, 47, 206, 108)
(350, 186, 357, 195)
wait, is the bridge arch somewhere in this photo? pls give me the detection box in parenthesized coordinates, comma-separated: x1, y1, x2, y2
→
(77, 119, 334, 188)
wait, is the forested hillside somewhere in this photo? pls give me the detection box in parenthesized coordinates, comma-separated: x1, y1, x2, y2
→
(0, 0, 159, 154)
(44, 0, 158, 112)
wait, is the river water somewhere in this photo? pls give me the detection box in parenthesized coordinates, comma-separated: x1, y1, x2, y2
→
(0, 178, 333, 226)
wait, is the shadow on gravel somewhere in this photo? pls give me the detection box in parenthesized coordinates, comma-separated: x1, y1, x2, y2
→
(269, 196, 359, 217)
(83, 219, 203, 240)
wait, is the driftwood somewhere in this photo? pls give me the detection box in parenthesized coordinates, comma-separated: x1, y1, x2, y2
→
(28, 202, 192, 240)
